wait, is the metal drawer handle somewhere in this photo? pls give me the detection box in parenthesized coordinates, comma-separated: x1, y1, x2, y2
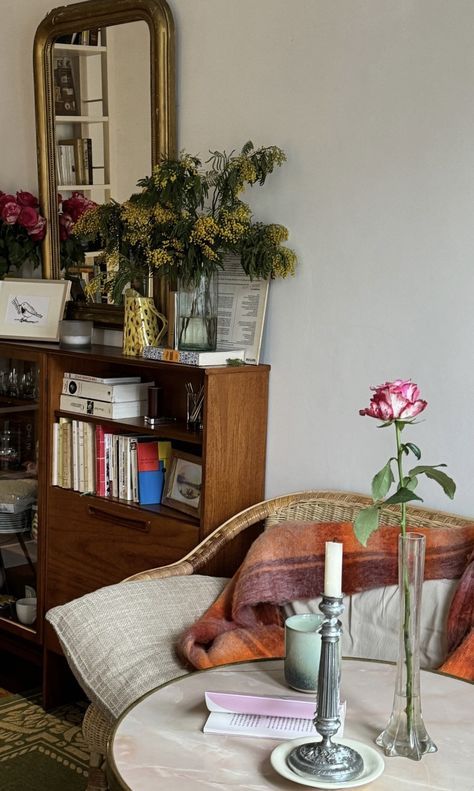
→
(88, 505, 151, 533)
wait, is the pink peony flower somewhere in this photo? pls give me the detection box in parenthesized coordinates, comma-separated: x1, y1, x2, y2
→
(28, 215, 47, 241)
(359, 379, 427, 421)
(16, 191, 39, 208)
(0, 194, 16, 213)
(59, 212, 74, 241)
(17, 206, 39, 231)
(62, 192, 96, 223)
(1, 200, 21, 224)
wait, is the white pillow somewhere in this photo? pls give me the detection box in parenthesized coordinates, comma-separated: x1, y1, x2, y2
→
(46, 575, 228, 720)
(283, 579, 457, 669)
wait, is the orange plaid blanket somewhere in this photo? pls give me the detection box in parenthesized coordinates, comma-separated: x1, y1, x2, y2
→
(178, 521, 474, 681)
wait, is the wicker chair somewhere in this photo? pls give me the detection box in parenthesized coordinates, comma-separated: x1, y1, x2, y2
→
(67, 490, 472, 791)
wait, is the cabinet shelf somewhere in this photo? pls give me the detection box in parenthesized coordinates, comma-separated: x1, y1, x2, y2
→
(57, 184, 111, 191)
(0, 403, 38, 415)
(53, 44, 106, 56)
(55, 115, 109, 124)
(54, 411, 202, 445)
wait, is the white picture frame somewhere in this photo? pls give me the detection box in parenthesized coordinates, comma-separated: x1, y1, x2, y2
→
(0, 279, 71, 342)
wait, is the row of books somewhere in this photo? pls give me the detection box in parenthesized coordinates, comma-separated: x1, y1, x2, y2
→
(56, 138, 93, 185)
(52, 418, 172, 506)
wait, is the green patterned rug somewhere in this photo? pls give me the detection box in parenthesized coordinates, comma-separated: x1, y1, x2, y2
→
(0, 689, 88, 790)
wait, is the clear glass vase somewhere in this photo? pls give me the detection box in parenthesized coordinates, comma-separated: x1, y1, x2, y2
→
(376, 532, 437, 760)
(177, 273, 218, 352)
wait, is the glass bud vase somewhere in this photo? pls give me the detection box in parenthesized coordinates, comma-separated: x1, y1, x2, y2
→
(376, 532, 437, 760)
(177, 273, 218, 352)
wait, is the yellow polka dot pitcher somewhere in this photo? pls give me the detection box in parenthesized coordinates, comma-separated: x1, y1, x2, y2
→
(122, 288, 167, 356)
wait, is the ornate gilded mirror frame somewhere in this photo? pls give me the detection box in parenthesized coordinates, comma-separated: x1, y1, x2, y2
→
(33, 0, 176, 326)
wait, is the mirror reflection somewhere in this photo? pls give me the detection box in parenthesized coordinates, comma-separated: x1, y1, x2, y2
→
(53, 22, 151, 206)
(34, 0, 176, 324)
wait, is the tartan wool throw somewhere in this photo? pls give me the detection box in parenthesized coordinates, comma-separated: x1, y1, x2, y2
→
(178, 521, 474, 681)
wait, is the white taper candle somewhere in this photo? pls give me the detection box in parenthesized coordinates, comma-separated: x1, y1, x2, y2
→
(324, 541, 343, 597)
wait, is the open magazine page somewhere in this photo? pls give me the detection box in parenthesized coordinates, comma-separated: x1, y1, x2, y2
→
(203, 691, 346, 740)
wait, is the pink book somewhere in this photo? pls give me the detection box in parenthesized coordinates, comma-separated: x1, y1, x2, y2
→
(95, 424, 106, 497)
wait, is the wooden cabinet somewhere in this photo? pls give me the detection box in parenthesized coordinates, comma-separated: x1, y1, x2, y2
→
(0, 340, 269, 703)
(0, 344, 46, 668)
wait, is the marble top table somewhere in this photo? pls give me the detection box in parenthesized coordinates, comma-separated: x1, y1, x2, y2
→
(108, 658, 473, 790)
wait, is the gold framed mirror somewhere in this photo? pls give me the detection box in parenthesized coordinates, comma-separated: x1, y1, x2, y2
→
(33, 0, 176, 326)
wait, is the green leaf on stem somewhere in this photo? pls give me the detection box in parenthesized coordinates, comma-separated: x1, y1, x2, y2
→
(409, 465, 456, 499)
(354, 505, 380, 546)
(403, 475, 419, 491)
(371, 460, 394, 500)
(404, 442, 421, 459)
(384, 487, 423, 506)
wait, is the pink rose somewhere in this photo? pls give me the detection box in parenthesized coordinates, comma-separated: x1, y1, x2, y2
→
(59, 212, 74, 240)
(359, 379, 427, 421)
(1, 200, 21, 224)
(0, 194, 16, 213)
(16, 191, 39, 208)
(18, 206, 39, 231)
(62, 192, 97, 223)
(28, 215, 47, 241)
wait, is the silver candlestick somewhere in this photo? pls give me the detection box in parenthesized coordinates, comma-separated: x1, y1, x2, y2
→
(287, 594, 364, 782)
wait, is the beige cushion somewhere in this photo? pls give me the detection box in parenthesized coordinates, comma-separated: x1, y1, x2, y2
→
(46, 575, 228, 720)
(283, 579, 457, 669)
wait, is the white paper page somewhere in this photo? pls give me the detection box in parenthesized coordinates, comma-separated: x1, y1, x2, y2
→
(204, 703, 346, 740)
(217, 255, 269, 364)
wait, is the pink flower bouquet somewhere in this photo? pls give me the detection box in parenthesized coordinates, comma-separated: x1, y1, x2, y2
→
(59, 192, 97, 270)
(0, 190, 46, 275)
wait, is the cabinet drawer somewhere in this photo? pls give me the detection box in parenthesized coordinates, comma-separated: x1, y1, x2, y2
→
(45, 488, 198, 609)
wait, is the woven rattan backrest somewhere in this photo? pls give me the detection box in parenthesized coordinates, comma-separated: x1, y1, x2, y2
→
(264, 491, 471, 531)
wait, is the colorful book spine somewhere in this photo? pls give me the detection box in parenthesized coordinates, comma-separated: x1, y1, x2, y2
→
(95, 424, 106, 497)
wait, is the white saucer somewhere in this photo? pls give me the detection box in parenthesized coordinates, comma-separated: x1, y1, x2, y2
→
(270, 737, 385, 789)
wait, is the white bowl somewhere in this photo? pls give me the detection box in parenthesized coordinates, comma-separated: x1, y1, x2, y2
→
(16, 597, 37, 625)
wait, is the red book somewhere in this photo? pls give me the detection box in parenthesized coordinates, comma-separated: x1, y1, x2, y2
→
(95, 424, 106, 497)
(137, 440, 159, 472)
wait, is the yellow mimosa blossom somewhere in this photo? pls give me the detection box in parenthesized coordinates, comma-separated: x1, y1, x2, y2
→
(271, 248, 297, 278)
(147, 248, 174, 270)
(237, 157, 257, 184)
(190, 216, 220, 246)
(201, 245, 219, 261)
(219, 205, 251, 243)
(72, 205, 102, 238)
(71, 143, 296, 300)
(153, 205, 177, 225)
(121, 203, 150, 245)
(265, 224, 289, 244)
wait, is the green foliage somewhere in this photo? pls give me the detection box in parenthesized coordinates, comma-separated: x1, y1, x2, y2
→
(408, 465, 456, 499)
(0, 225, 42, 274)
(403, 442, 421, 459)
(371, 459, 395, 501)
(73, 142, 297, 302)
(354, 505, 380, 546)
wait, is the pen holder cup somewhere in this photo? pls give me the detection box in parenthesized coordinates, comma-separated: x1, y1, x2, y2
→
(284, 613, 324, 693)
(186, 391, 203, 431)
